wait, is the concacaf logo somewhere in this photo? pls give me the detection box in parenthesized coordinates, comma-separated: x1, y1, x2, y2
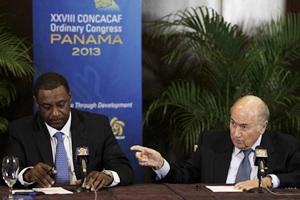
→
(77, 147, 89, 156)
(110, 117, 125, 139)
(94, 0, 119, 10)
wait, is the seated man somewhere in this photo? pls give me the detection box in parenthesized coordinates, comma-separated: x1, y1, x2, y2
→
(6, 72, 133, 191)
(131, 95, 300, 190)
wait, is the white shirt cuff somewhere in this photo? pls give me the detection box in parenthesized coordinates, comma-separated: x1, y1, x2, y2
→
(154, 159, 170, 180)
(105, 170, 120, 187)
(18, 167, 35, 186)
(268, 174, 280, 188)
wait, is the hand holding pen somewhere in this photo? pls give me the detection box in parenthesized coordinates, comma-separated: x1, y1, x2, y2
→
(23, 163, 56, 187)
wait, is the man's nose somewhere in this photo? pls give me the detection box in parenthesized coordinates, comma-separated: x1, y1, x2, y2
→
(232, 126, 242, 137)
(52, 106, 60, 116)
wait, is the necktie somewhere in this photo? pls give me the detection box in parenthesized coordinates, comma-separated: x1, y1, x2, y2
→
(54, 132, 69, 184)
(235, 149, 252, 183)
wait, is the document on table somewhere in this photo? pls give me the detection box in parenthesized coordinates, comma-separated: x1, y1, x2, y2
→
(206, 185, 242, 192)
(32, 187, 73, 194)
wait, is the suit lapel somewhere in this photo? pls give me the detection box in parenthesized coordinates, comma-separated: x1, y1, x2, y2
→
(70, 110, 88, 178)
(33, 114, 54, 166)
(213, 132, 234, 183)
(259, 132, 275, 174)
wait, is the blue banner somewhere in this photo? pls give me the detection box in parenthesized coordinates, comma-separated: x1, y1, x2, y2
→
(32, 0, 142, 182)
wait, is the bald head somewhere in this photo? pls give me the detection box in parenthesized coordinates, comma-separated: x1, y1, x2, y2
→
(231, 95, 270, 123)
(229, 95, 269, 150)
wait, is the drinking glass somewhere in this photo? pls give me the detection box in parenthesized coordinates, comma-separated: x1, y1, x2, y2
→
(2, 156, 19, 199)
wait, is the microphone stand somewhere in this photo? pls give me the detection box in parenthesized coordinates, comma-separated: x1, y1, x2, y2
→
(81, 158, 87, 178)
(73, 147, 90, 193)
(75, 158, 89, 193)
(248, 160, 268, 193)
(258, 160, 269, 193)
(258, 171, 264, 193)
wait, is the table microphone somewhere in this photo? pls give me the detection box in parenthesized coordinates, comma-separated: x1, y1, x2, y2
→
(254, 146, 268, 176)
(76, 147, 89, 178)
(254, 146, 268, 193)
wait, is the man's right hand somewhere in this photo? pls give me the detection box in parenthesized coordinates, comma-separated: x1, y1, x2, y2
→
(130, 145, 164, 170)
(24, 162, 56, 187)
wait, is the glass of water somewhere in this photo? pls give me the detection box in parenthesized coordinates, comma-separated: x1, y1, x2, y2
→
(2, 156, 19, 199)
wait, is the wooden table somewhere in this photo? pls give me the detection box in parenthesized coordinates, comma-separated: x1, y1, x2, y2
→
(1, 184, 300, 200)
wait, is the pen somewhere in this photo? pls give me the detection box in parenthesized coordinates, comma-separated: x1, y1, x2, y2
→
(47, 167, 54, 173)
(14, 192, 43, 196)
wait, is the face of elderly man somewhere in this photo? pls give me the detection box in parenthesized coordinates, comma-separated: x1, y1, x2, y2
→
(229, 96, 268, 150)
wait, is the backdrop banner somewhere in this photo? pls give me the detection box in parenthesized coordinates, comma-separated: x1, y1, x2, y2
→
(32, 0, 142, 182)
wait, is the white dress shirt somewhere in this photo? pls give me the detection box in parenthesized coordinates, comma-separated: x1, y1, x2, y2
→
(18, 112, 120, 186)
(225, 135, 261, 183)
(154, 134, 280, 188)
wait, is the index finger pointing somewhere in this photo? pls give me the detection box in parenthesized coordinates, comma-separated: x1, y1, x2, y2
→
(130, 145, 145, 152)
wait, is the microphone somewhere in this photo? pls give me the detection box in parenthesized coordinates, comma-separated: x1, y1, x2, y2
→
(254, 146, 268, 176)
(76, 147, 89, 178)
(254, 146, 268, 193)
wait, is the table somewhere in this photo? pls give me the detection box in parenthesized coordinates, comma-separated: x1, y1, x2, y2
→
(1, 184, 300, 200)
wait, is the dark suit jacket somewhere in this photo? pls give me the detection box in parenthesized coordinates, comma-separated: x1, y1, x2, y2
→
(163, 130, 300, 187)
(6, 109, 133, 186)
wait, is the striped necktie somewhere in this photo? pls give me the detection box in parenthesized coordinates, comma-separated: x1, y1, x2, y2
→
(54, 132, 69, 184)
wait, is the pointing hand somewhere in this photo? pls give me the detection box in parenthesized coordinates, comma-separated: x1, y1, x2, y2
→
(130, 145, 164, 170)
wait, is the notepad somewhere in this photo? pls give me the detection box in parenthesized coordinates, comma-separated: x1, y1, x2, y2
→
(206, 185, 242, 192)
(32, 187, 73, 194)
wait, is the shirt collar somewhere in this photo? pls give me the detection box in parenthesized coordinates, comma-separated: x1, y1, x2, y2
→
(233, 134, 263, 156)
(45, 112, 72, 137)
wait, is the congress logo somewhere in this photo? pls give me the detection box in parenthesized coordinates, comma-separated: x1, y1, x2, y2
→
(94, 0, 119, 10)
(76, 147, 89, 156)
(110, 117, 125, 139)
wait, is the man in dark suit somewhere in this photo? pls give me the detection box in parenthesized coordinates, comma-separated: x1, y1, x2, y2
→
(131, 95, 300, 190)
(7, 72, 133, 191)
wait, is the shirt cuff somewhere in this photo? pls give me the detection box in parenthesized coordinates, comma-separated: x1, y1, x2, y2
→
(154, 159, 170, 180)
(268, 174, 280, 188)
(104, 170, 120, 187)
(18, 167, 35, 186)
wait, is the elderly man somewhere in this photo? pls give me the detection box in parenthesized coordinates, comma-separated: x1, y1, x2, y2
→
(7, 72, 133, 190)
(131, 95, 300, 190)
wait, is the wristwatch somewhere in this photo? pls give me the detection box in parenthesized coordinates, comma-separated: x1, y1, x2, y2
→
(102, 169, 113, 185)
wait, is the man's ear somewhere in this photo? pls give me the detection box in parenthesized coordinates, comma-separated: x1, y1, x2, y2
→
(261, 120, 268, 134)
(69, 92, 72, 101)
(33, 96, 38, 108)
(264, 120, 268, 129)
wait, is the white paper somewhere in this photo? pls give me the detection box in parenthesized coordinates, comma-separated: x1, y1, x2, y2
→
(206, 185, 243, 192)
(33, 187, 73, 194)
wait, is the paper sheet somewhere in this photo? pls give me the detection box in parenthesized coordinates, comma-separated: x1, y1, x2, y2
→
(33, 187, 73, 194)
(206, 185, 243, 192)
